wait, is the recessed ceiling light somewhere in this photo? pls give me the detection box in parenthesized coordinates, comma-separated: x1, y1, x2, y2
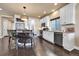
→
(0, 8, 2, 10)
(38, 16, 40, 17)
(54, 3, 58, 6)
(23, 13, 26, 15)
(51, 10, 55, 12)
(44, 11, 46, 14)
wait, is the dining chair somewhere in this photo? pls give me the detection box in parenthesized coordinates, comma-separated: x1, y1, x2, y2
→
(15, 30, 34, 49)
(7, 30, 16, 48)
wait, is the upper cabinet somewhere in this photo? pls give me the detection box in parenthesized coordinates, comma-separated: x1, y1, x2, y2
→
(60, 4, 76, 25)
(40, 16, 50, 27)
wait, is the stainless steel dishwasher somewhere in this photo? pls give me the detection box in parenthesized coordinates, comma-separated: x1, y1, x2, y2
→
(54, 32, 63, 46)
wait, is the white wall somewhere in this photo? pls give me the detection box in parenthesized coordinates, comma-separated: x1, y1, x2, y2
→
(0, 16, 13, 38)
(2, 17, 9, 36)
(8, 19, 13, 30)
(75, 4, 79, 47)
(13, 14, 21, 30)
(28, 17, 35, 30)
(0, 15, 2, 38)
(28, 17, 40, 36)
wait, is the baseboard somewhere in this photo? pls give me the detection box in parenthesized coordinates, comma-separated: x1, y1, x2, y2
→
(74, 46, 79, 50)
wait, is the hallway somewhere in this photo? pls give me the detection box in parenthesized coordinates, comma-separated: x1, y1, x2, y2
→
(0, 37, 79, 56)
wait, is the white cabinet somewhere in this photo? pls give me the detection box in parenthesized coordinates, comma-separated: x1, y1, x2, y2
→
(40, 16, 50, 26)
(65, 4, 75, 24)
(63, 33, 75, 51)
(43, 31, 54, 43)
(60, 4, 76, 25)
(60, 5, 66, 24)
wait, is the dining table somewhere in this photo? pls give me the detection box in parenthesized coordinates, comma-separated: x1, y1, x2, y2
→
(7, 30, 34, 49)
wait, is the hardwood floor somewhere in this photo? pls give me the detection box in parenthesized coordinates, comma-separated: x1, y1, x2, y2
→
(0, 37, 79, 56)
(0, 37, 36, 56)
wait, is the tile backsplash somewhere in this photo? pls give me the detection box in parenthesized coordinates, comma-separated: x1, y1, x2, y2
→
(65, 27, 75, 32)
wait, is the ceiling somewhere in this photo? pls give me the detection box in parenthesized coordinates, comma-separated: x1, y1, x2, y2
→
(0, 3, 67, 18)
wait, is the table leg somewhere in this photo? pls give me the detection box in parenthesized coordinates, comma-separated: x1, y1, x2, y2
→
(15, 38, 18, 50)
(8, 36, 11, 49)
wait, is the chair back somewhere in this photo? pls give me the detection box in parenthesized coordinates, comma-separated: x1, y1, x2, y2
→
(24, 30, 33, 36)
(23, 30, 32, 33)
(7, 30, 16, 37)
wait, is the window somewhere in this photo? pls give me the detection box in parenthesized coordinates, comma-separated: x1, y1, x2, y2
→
(51, 19, 61, 30)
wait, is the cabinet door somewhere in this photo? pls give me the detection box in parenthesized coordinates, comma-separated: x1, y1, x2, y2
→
(65, 4, 75, 24)
(60, 6, 66, 25)
(63, 33, 68, 47)
(63, 33, 75, 51)
(60, 4, 75, 25)
(43, 31, 54, 43)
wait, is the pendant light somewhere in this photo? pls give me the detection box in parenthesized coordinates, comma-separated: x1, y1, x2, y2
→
(21, 6, 28, 21)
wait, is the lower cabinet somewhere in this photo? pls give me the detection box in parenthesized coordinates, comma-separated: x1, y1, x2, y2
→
(43, 31, 63, 46)
(43, 31, 54, 44)
(63, 33, 75, 51)
(43, 31, 75, 51)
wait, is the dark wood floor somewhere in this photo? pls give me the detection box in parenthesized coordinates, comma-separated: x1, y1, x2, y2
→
(0, 37, 79, 56)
